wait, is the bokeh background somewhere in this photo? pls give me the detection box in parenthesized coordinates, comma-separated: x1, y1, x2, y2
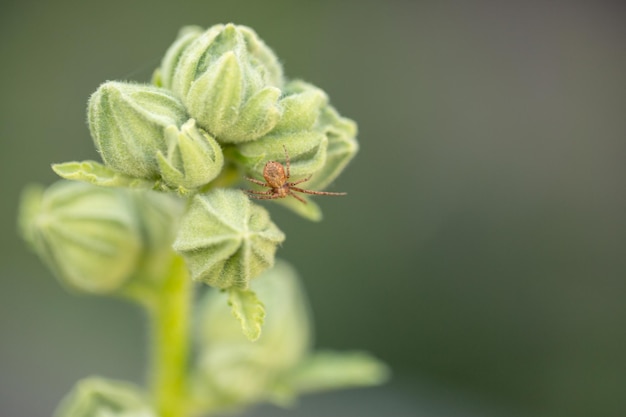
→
(1, 1, 625, 416)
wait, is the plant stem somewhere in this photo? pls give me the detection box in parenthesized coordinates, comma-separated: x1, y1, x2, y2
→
(148, 255, 192, 417)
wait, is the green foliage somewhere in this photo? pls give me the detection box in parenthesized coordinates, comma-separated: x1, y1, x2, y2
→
(18, 22, 385, 417)
(227, 288, 266, 341)
(53, 378, 155, 417)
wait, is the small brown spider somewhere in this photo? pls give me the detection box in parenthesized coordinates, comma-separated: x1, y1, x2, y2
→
(244, 146, 346, 204)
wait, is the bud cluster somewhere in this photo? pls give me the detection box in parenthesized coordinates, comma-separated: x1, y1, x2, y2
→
(44, 23, 359, 293)
(77, 23, 358, 202)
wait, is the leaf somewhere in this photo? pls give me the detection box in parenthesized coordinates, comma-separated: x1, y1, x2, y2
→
(289, 351, 390, 393)
(274, 195, 322, 222)
(53, 377, 155, 417)
(52, 160, 154, 189)
(227, 287, 266, 341)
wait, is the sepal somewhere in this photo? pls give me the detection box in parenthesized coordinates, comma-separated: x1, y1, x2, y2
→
(52, 160, 155, 189)
(227, 288, 265, 341)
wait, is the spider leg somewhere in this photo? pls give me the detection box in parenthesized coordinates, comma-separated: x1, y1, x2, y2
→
(291, 187, 347, 196)
(245, 177, 268, 187)
(288, 175, 312, 186)
(244, 189, 273, 195)
(282, 145, 291, 179)
(247, 194, 281, 200)
(288, 191, 308, 204)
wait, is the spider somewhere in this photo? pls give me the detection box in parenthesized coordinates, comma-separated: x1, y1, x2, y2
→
(244, 146, 346, 204)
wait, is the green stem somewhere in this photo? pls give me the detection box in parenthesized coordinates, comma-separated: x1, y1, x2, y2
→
(147, 255, 193, 417)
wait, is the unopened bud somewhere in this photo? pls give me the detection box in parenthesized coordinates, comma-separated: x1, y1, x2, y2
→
(19, 181, 182, 295)
(169, 24, 284, 143)
(173, 189, 285, 289)
(88, 81, 187, 179)
(156, 119, 224, 191)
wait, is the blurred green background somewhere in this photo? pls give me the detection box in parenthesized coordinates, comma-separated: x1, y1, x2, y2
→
(1, 1, 625, 416)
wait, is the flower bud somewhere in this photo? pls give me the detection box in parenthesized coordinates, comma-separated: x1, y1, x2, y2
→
(236, 80, 329, 179)
(19, 181, 182, 295)
(170, 24, 284, 143)
(194, 260, 311, 402)
(54, 377, 155, 417)
(173, 189, 285, 289)
(156, 119, 224, 191)
(235, 81, 357, 220)
(19, 181, 142, 294)
(88, 81, 188, 179)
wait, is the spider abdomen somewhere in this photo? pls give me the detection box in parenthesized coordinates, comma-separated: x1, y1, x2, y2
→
(263, 161, 287, 188)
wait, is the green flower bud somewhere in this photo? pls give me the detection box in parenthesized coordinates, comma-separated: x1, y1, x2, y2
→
(235, 80, 357, 221)
(54, 377, 155, 417)
(156, 119, 224, 191)
(18, 181, 182, 295)
(19, 181, 142, 294)
(194, 260, 310, 403)
(88, 81, 188, 179)
(170, 24, 284, 143)
(236, 80, 329, 180)
(173, 189, 285, 289)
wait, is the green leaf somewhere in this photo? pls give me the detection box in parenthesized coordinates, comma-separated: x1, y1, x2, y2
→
(273, 195, 323, 222)
(53, 377, 155, 417)
(52, 160, 154, 189)
(289, 351, 390, 393)
(227, 287, 266, 341)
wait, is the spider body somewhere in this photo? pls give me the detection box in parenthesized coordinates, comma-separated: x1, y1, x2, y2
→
(244, 147, 346, 204)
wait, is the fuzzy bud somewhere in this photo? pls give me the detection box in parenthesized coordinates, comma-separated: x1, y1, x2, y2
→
(235, 81, 357, 220)
(173, 189, 285, 289)
(19, 181, 182, 295)
(236, 80, 329, 179)
(88, 81, 188, 179)
(156, 119, 224, 191)
(169, 24, 284, 143)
